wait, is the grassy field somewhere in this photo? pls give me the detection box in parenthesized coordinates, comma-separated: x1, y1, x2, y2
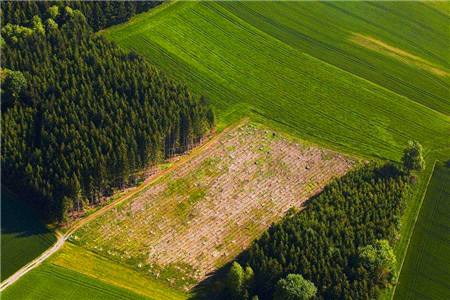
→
(1, 263, 146, 300)
(1, 190, 56, 281)
(1, 243, 186, 300)
(222, 1, 450, 115)
(100, 2, 449, 298)
(6, 2, 447, 298)
(73, 123, 354, 290)
(394, 163, 450, 300)
(103, 1, 450, 162)
(50, 243, 187, 300)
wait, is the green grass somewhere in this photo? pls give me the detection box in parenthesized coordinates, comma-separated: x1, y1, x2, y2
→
(1, 190, 56, 281)
(103, 1, 450, 162)
(393, 162, 450, 300)
(51, 243, 188, 300)
(1, 243, 187, 300)
(222, 1, 450, 115)
(379, 156, 439, 300)
(100, 2, 449, 298)
(1, 263, 146, 300)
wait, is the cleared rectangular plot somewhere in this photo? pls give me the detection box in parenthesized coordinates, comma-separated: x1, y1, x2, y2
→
(395, 163, 450, 300)
(74, 123, 354, 289)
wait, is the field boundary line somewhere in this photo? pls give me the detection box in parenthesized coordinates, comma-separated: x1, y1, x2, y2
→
(390, 159, 437, 300)
(0, 119, 247, 291)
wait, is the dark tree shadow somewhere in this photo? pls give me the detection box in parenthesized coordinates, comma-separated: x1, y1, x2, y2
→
(1, 189, 51, 238)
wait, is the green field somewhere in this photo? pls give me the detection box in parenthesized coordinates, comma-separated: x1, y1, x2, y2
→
(102, 2, 450, 298)
(1, 263, 146, 300)
(4, 2, 448, 299)
(1, 190, 56, 281)
(51, 243, 188, 300)
(1, 243, 187, 300)
(103, 1, 450, 162)
(394, 163, 450, 300)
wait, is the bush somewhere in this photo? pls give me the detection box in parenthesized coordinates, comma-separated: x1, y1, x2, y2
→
(359, 240, 397, 287)
(402, 140, 425, 172)
(274, 274, 317, 300)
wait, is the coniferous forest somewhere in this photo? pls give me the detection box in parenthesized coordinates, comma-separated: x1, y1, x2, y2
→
(1, 1, 161, 31)
(223, 163, 410, 300)
(1, 5, 214, 222)
(1, 2, 440, 300)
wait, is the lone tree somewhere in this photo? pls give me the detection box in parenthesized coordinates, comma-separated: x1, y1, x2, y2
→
(226, 261, 254, 299)
(274, 274, 317, 300)
(359, 240, 397, 287)
(402, 140, 425, 172)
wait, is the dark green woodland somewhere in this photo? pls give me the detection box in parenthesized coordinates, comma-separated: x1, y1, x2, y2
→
(1, 5, 213, 221)
(227, 163, 410, 300)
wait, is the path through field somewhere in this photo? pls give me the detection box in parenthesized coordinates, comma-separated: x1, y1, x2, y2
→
(0, 123, 236, 292)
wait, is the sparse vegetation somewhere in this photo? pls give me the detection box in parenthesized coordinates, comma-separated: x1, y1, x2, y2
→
(73, 123, 354, 290)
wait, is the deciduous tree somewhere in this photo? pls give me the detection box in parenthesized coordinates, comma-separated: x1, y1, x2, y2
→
(402, 140, 425, 172)
(359, 239, 397, 286)
(273, 274, 317, 300)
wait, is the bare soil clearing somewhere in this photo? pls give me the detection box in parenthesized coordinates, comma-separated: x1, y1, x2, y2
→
(75, 123, 354, 289)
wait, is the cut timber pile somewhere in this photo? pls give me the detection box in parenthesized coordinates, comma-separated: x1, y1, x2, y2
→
(75, 123, 354, 289)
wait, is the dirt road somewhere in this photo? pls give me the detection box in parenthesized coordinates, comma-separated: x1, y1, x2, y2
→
(0, 123, 240, 292)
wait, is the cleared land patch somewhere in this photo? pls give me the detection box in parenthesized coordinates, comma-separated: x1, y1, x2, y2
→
(394, 163, 450, 300)
(74, 123, 354, 289)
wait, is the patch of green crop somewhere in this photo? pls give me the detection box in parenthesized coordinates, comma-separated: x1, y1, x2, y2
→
(1, 190, 56, 281)
(103, 1, 450, 162)
(1, 263, 147, 300)
(394, 163, 450, 300)
(222, 1, 450, 115)
(52, 243, 188, 300)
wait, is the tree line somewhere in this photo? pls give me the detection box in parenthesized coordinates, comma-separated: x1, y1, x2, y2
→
(217, 143, 425, 300)
(1, 5, 213, 222)
(1, 0, 162, 31)
(216, 162, 411, 299)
